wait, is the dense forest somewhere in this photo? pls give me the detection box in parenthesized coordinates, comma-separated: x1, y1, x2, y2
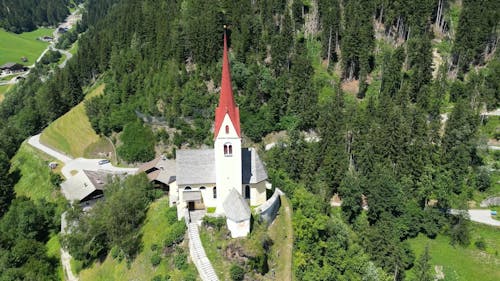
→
(0, 0, 84, 33)
(0, 0, 499, 280)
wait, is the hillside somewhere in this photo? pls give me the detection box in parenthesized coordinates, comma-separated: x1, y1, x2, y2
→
(75, 197, 197, 281)
(40, 83, 108, 158)
(0, 0, 499, 280)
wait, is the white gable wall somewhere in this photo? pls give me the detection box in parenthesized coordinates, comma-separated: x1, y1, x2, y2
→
(214, 113, 242, 214)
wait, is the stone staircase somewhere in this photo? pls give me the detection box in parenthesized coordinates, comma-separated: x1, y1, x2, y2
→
(187, 221, 219, 281)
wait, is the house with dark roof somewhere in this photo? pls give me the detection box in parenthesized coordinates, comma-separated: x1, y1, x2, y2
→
(167, 31, 271, 237)
(61, 170, 111, 205)
(138, 155, 176, 190)
(0, 62, 28, 75)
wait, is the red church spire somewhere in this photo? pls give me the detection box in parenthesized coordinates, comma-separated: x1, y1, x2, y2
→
(214, 28, 241, 138)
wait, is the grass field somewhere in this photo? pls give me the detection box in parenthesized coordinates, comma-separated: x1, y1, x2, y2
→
(0, 84, 13, 103)
(40, 83, 106, 158)
(266, 196, 293, 280)
(78, 197, 195, 281)
(0, 28, 54, 65)
(10, 142, 66, 203)
(46, 234, 65, 280)
(407, 223, 500, 281)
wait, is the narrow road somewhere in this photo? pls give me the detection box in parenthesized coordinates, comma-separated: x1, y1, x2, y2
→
(468, 209, 500, 227)
(28, 134, 73, 163)
(28, 134, 137, 178)
(450, 209, 500, 227)
(187, 221, 219, 281)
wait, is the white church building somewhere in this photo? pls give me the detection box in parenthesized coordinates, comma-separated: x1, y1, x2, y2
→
(168, 32, 271, 237)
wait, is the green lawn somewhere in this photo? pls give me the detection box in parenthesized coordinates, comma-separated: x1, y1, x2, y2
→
(78, 197, 196, 281)
(407, 223, 500, 281)
(0, 28, 54, 65)
(10, 142, 66, 204)
(40, 83, 106, 158)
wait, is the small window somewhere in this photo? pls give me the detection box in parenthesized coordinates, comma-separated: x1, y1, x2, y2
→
(224, 143, 232, 157)
(213, 186, 217, 198)
(245, 185, 250, 199)
(200, 186, 206, 190)
(225, 125, 229, 134)
(185, 186, 191, 190)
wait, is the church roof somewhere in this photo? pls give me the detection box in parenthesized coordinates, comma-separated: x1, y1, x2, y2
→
(176, 149, 216, 185)
(175, 148, 268, 185)
(214, 30, 241, 139)
(223, 188, 251, 222)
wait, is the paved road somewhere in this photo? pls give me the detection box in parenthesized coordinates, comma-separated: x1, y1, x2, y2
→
(450, 209, 500, 227)
(28, 134, 73, 163)
(468, 209, 500, 227)
(28, 134, 138, 178)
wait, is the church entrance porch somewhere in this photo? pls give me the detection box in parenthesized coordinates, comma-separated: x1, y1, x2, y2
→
(183, 190, 205, 210)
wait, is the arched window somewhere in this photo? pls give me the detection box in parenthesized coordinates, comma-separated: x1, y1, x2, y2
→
(213, 186, 217, 198)
(225, 125, 229, 134)
(245, 185, 250, 199)
(224, 143, 232, 157)
(185, 186, 191, 190)
(200, 186, 206, 190)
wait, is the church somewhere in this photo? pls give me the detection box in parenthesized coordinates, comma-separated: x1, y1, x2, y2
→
(168, 32, 271, 237)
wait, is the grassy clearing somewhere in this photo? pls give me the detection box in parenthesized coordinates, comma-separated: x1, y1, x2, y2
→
(69, 41, 79, 55)
(10, 142, 66, 203)
(78, 197, 195, 281)
(46, 235, 65, 280)
(407, 223, 500, 281)
(199, 224, 231, 280)
(40, 83, 106, 158)
(0, 28, 54, 65)
(266, 196, 293, 281)
(0, 84, 13, 103)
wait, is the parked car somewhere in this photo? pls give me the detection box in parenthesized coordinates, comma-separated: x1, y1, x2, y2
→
(98, 159, 110, 165)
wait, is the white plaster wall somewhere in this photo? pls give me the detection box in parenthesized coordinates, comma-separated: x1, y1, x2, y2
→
(169, 181, 179, 207)
(249, 181, 268, 206)
(226, 218, 250, 238)
(178, 183, 217, 208)
(214, 113, 242, 213)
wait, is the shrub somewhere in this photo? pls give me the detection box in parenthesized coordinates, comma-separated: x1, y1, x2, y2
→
(150, 253, 161, 267)
(202, 216, 225, 231)
(173, 251, 187, 270)
(475, 238, 486, 250)
(230, 264, 245, 281)
(163, 221, 186, 248)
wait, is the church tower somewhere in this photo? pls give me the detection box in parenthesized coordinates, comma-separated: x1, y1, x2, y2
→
(214, 30, 242, 213)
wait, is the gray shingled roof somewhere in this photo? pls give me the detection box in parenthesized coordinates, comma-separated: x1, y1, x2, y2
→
(242, 148, 268, 184)
(223, 188, 251, 222)
(176, 149, 216, 185)
(176, 148, 268, 185)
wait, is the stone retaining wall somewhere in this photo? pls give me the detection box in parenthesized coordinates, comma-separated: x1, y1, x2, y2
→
(480, 197, 500, 207)
(255, 188, 284, 225)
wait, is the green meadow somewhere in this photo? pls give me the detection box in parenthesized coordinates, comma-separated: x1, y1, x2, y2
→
(0, 28, 54, 65)
(407, 223, 500, 281)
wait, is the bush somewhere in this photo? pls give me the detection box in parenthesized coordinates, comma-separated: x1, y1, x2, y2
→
(173, 251, 187, 270)
(230, 264, 245, 281)
(202, 216, 225, 231)
(475, 238, 486, 250)
(150, 253, 161, 267)
(163, 221, 186, 248)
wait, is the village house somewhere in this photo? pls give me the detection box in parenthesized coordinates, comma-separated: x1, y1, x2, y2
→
(61, 170, 127, 209)
(166, 32, 272, 238)
(0, 62, 28, 76)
